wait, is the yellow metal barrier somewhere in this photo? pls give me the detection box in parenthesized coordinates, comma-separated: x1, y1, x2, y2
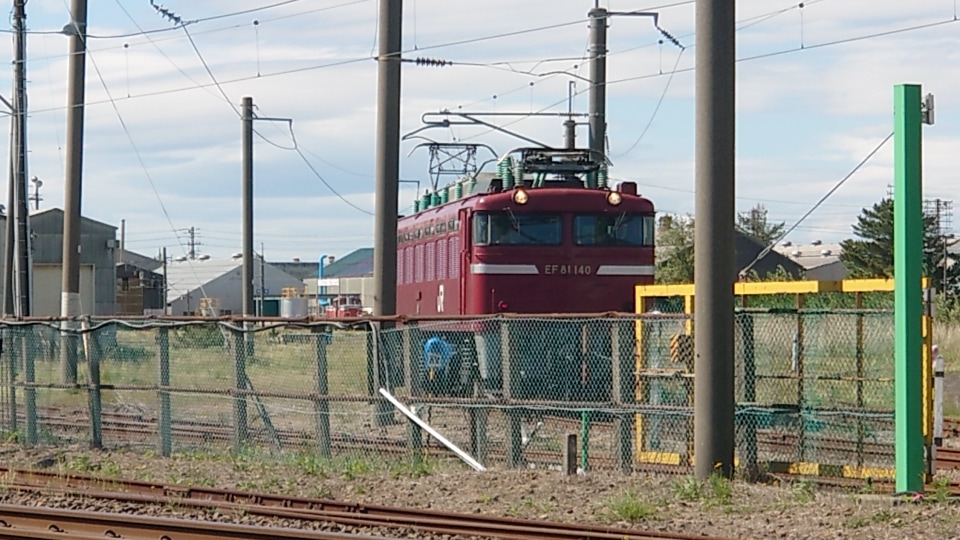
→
(633, 278, 933, 480)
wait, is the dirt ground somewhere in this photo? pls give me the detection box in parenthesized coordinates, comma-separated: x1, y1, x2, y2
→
(0, 444, 958, 540)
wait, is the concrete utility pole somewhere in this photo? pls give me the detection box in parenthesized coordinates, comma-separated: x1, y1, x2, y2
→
(372, 0, 402, 319)
(372, 0, 402, 427)
(693, 0, 736, 480)
(3, 136, 13, 317)
(241, 97, 254, 320)
(12, 0, 31, 318)
(587, 6, 608, 157)
(60, 0, 88, 384)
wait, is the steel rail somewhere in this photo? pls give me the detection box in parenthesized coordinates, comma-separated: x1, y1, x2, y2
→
(0, 503, 399, 540)
(0, 467, 733, 540)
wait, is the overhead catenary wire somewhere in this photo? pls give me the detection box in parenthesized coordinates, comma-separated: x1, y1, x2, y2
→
(738, 131, 895, 278)
(162, 6, 375, 216)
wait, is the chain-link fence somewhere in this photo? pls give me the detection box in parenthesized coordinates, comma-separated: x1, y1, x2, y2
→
(0, 309, 903, 478)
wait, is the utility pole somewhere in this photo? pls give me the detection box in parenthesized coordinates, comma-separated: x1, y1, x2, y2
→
(184, 226, 199, 260)
(373, 0, 401, 320)
(119, 219, 125, 265)
(259, 242, 265, 318)
(3, 101, 15, 317)
(564, 81, 576, 150)
(587, 6, 608, 160)
(60, 0, 88, 384)
(693, 0, 736, 480)
(372, 0, 402, 427)
(161, 247, 168, 315)
(12, 0, 31, 318)
(241, 97, 254, 321)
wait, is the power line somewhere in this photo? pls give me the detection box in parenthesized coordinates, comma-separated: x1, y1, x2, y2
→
(739, 131, 894, 277)
(156, 5, 375, 216)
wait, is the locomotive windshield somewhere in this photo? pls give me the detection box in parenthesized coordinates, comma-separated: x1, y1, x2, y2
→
(473, 211, 562, 245)
(574, 213, 655, 246)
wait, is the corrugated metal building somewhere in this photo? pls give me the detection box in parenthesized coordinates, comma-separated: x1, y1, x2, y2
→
(1, 209, 118, 316)
(162, 256, 304, 315)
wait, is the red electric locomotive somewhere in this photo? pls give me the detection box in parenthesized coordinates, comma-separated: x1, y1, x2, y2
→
(396, 148, 655, 400)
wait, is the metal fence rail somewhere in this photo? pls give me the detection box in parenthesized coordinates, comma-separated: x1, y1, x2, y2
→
(0, 311, 900, 477)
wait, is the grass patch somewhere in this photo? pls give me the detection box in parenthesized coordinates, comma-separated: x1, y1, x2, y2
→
(607, 490, 658, 523)
(671, 475, 702, 501)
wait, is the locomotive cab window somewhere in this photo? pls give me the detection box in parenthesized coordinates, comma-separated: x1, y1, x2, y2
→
(574, 213, 655, 246)
(473, 211, 562, 246)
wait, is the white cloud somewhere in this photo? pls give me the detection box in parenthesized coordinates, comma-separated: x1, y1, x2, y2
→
(0, 0, 955, 261)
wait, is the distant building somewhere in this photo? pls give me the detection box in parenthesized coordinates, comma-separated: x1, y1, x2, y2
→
(657, 231, 805, 280)
(22, 208, 118, 316)
(162, 256, 304, 316)
(116, 263, 164, 316)
(301, 248, 374, 314)
(773, 241, 846, 280)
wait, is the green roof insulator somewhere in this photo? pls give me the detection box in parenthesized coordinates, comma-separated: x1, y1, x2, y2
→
(439, 188, 449, 204)
(467, 175, 477, 195)
(413, 199, 420, 212)
(420, 192, 431, 209)
(430, 191, 441, 207)
(598, 164, 609, 188)
(497, 157, 514, 188)
(453, 181, 463, 199)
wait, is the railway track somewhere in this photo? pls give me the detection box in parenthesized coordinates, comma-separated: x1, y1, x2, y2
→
(20, 406, 960, 477)
(0, 466, 733, 540)
(0, 503, 392, 540)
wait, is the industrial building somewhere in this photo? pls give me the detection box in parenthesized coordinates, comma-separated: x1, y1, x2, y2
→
(0, 208, 119, 316)
(773, 241, 847, 280)
(161, 255, 304, 316)
(275, 248, 374, 315)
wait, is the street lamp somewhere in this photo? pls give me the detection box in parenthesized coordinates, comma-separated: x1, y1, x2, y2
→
(29, 176, 42, 210)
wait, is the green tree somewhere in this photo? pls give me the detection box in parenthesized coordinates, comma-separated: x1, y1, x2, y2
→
(737, 204, 785, 245)
(840, 197, 958, 292)
(655, 214, 695, 284)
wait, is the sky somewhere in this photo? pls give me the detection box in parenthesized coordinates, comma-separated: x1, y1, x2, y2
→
(2, 0, 959, 262)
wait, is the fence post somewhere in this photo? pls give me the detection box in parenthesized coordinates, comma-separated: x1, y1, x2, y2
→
(156, 327, 171, 457)
(501, 319, 522, 468)
(795, 293, 806, 463)
(401, 322, 423, 460)
(855, 292, 865, 470)
(23, 327, 35, 446)
(739, 313, 758, 479)
(3, 328, 15, 436)
(611, 319, 634, 475)
(369, 321, 395, 427)
(232, 326, 249, 452)
(563, 433, 578, 475)
(83, 319, 102, 449)
(313, 326, 331, 458)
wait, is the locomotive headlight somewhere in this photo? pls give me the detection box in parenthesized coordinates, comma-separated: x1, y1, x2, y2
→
(512, 188, 529, 205)
(607, 191, 622, 206)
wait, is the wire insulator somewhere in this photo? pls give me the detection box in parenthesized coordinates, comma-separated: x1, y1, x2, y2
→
(412, 57, 452, 67)
(657, 26, 685, 50)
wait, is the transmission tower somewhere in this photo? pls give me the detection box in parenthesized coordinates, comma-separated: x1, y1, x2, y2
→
(178, 227, 201, 259)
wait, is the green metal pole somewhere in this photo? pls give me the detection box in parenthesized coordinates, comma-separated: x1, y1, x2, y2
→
(893, 83, 923, 494)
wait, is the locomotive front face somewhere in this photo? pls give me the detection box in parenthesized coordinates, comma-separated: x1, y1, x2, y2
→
(466, 188, 655, 315)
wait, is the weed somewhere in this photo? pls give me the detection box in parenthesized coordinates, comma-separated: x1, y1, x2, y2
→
(671, 475, 702, 501)
(932, 475, 951, 504)
(337, 456, 374, 481)
(292, 451, 327, 477)
(100, 460, 122, 477)
(791, 478, 815, 503)
(389, 457, 436, 479)
(65, 454, 96, 473)
(607, 490, 657, 524)
(706, 471, 733, 506)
